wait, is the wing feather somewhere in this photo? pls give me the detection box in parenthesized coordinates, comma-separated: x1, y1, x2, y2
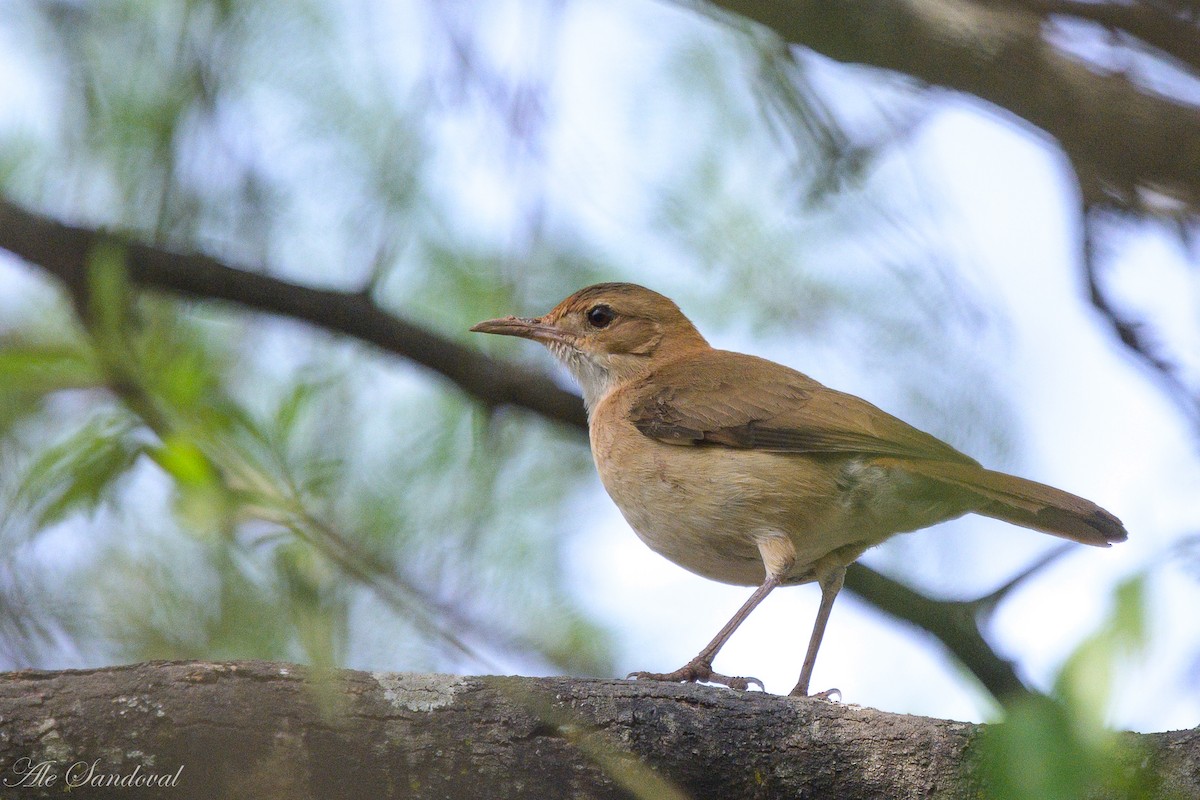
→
(629, 351, 978, 466)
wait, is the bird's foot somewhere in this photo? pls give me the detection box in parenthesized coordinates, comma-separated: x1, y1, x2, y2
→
(789, 685, 841, 701)
(628, 658, 763, 691)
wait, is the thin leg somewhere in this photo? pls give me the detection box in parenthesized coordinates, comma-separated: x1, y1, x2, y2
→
(790, 564, 846, 697)
(629, 573, 781, 691)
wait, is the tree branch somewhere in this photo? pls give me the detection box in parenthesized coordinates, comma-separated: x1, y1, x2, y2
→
(705, 0, 1200, 211)
(0, 198, 1033, 700)
(1081, 203, 1200, 432)
(0, 199, 587, 432)
(1026, 0, 1200, 75)
(1, 662, 1196, 800)
(844, 564, 1026, 699)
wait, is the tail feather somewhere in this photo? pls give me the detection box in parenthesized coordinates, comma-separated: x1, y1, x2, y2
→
(882, 458, 1127, 547)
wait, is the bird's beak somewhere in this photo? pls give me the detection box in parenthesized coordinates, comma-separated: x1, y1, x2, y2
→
(470, 315, 575, 346)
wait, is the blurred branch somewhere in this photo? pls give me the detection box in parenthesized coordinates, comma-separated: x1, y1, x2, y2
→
(1082, 204, 1200, 432)
(703, 0, 1200, 213)
(1020, 0, 1200, 74)
(845, 544, 1079, 700)
(0, 198, 1036, 699)
(0, 199, 587, 431)
(844, 564, 1027, 699)
(968, 543, 1074, 617)
(0, 199, 589, 670)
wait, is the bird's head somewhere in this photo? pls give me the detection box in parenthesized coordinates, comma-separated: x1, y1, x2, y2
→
(471, 282, 709, 410)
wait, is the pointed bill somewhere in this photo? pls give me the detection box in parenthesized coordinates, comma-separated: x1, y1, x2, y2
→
(470, 315, 575, 346)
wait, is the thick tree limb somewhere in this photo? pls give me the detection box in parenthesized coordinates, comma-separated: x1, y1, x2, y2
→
(706, 0, 1200, 210)
(0, 662, 1196, 800)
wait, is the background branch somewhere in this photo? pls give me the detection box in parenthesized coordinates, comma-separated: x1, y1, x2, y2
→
(1081, 203, 1200, 431)
(0, 199, 586, 431)
(703, 0, 1200, 436)
(843, 565, 1026, 699)
(706, 0, 1200, 211)
(1021, 0, 1200, 74)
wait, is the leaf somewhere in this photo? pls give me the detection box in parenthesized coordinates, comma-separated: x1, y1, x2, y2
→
(275, 539, 345, 704)
(978, 573, 1157, 800)
(0, 340, 102, 395)
(273, 378, 326, 444)
(150, 434, 219, 488)
(86, 240, 131, 345)
(0, 338, 103, 439)
(17, 413, 144, 529)
(978, 694, 1099, 800)
(1053, 573, 1148, 727)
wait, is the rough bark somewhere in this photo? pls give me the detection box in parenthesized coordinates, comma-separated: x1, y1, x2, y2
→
(0, 661, 1196, 800)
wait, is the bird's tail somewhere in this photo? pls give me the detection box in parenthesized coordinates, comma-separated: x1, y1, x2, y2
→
(883, 459, 1127, 547)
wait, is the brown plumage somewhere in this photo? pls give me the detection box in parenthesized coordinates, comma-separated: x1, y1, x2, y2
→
(628, 349, 1124, 549)
(472, 282, 1126, 696)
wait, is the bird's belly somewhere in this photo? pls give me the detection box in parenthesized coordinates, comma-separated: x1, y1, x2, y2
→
(592, 437, 871, 586)
(592, 429, 971, 587)
(602, 454, 768, 585)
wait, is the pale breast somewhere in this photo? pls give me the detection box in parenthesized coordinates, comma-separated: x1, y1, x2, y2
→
(588, 391, 977, 586)
(589, 400, 867, 586)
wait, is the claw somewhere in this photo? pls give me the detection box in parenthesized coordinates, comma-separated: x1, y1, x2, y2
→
(627, 658, 763, 692)
(790, 686, 841, 701)
(722, 673, 765, 692)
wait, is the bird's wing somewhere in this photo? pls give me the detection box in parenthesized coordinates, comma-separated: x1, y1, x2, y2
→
(629, 350, 978, 466)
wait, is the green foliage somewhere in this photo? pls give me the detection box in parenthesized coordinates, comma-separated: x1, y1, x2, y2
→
(1053, 578, 1148, 727)
(275, 539, 346, 672)
(14, 412, 144, 529)
(0, 340, 101, 397)
(976, 576, 1170, 800)
(0, 247, 607, 674)
(86, 241, 132, 345)
(0, 335, 103, 441)
(152, 433, 220, 488)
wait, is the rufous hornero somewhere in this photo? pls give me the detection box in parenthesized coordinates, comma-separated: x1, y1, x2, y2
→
(472, 283, 1126, 696)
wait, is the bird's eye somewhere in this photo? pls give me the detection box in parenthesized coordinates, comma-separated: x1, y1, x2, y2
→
(586, 305, 615, 329)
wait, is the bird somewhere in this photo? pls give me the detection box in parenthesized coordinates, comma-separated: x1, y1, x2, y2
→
(471, 282, 1127, 696)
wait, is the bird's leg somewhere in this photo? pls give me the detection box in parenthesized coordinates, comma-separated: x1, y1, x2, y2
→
(629, 573, 780, 691)
(790, 563, 847, 697)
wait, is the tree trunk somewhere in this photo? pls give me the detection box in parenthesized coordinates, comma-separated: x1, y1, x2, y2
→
(0, 661, 1195, 799)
